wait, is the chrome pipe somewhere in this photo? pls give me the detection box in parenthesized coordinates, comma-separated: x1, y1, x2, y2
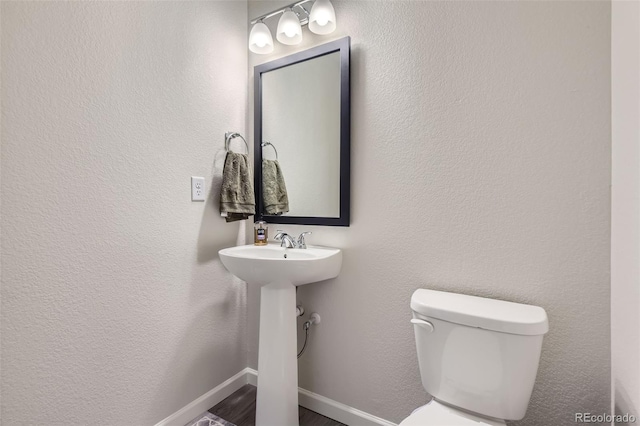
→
(250, 0, 314, 25)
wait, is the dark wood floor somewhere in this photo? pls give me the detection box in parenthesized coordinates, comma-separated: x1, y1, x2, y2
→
(208, 384, 345, 426)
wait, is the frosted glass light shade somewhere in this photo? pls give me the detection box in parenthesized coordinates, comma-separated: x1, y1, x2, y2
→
(249, 22, 274, 54)
(276, 9, 302, 45)
(309, 0, 336, 35)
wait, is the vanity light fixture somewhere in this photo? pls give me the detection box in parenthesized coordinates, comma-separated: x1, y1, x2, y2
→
(248, 0, 336, 54)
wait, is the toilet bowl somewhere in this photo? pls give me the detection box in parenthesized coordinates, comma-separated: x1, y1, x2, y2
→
(402, 289, 549, 425)
(399, 400, 505, 426)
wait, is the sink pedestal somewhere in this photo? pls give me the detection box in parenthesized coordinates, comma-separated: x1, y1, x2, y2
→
(256, 281, 298, 426)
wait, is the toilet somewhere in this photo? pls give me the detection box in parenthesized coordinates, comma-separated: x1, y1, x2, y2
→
(400, 289, 549, 426)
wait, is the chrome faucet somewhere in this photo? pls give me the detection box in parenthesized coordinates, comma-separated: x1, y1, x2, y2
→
(274, 231, 296, 248)
(274, 230, 313, 249)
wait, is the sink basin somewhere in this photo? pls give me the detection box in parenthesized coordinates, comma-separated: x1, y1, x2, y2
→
(218, 244, 342, 286)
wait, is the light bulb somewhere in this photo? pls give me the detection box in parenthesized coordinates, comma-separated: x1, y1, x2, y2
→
(249, 21, 274, 54)
(309, 0, 336, 35)
(276, 9, 302, 45)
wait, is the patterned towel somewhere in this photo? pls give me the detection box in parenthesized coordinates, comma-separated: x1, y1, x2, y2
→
(262, 159, 289, 215)
(220, 152, 255, 222)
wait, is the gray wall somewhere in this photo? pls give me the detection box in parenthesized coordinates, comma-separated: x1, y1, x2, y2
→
(248, 1, 611, 425)
(612, 0, 640, 420)
(0, 1, 614, 425)
(1, 2, 248, 424)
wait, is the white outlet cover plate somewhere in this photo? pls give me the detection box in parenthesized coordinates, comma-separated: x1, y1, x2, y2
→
(191, 176, 205, 201)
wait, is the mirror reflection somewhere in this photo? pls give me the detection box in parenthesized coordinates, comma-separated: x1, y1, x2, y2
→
(261, 51, 341, 218)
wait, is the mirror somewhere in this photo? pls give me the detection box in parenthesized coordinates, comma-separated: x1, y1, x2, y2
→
(254, 37, 350, 226)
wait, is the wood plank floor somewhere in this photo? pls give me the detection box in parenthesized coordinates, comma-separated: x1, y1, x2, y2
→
(208, 384, 346, 426)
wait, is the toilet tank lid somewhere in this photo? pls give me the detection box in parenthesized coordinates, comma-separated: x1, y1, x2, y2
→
(411, 289, 549, 336)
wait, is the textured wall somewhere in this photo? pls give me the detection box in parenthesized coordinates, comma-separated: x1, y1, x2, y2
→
(611, 0, 640, 419)
(248, 1, 611, 425)
(1, 1, 248, 424)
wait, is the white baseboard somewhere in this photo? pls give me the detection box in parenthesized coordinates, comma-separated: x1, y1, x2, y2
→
(154, 368, 252, 426)
(156, 368, 397, 426)
(244, 369, 396, 426)
(246, 368, 258, 386)
(299, 388, 397, 426)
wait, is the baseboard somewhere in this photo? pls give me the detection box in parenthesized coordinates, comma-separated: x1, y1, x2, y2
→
(154, 368, 252, 426)
(299, 387, 397, 426)
(246, 368, 258, 386)
(155, 368, 397, 426)
(245, 369, 396, 426)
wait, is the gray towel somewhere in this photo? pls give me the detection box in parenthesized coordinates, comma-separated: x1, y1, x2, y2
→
(262, 159, 289, 215)
(220, 152, 255, 222)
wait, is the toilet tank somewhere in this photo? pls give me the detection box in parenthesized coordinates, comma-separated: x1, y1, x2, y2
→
(410, 289, 549, 421)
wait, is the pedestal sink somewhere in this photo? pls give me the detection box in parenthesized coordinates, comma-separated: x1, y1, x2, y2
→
(218, 243, 342, 426)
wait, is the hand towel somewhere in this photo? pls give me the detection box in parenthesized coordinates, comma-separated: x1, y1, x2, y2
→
(220, 152, 255, 222)
(262, 159, 289, 215)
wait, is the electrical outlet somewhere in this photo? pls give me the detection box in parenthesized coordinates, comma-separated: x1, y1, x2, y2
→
(191, 177, 205, 201)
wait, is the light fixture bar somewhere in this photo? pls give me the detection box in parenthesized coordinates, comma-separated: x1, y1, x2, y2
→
(250, 0, 314, 25)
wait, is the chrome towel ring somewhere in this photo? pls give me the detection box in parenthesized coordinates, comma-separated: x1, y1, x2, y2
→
(261, 141, 278, 160)
(225, 131, 249, 154)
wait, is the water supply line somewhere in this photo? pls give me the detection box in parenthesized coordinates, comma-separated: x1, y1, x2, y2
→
(297, 321, 311, 359)
(298, 313, 321, 359)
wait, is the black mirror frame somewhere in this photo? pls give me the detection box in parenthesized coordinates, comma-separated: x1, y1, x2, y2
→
(254, 37, 350, 227)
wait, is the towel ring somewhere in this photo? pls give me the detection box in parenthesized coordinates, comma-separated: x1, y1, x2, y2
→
(225, 132, 249, 154)
(261, 141, 278, 160)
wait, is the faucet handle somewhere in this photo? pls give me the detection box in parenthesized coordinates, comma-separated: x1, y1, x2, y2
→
(297, 232, 312, 249)
(274, 230, 287, 239)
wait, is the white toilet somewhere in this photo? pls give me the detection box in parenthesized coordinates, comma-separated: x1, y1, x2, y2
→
(400, 289, 549, 426)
